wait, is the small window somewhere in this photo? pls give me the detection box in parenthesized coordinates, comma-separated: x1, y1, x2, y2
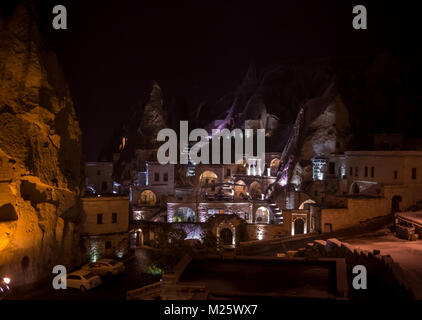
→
(394, 170, 398, 180)
(101, 181, 108, 192)
(97, 214, 103, 224)
(349, 167, 353, 176)
(112, 213, 117, 223)
(412, 168, 417, 180)
(314, 190, 318, 196)
(163, 172, 168, 182)
(226, 168, 231, 177)
(154, 172, 159, 182)
(105, 241, 112, 249)
(364, 166, 368, 177)
(97, 170, 101, 176)
(371, 167, 375, 178)
(355, 167, 359, 177)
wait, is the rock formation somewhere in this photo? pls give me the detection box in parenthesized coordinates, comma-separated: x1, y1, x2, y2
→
(113, 81, 168, 184)
(0, 3, 83, 287)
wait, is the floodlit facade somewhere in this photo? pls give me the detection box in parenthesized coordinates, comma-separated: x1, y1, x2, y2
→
(81, 195, 130, 261)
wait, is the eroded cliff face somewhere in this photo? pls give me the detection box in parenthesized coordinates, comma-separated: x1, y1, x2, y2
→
(0, 4, 83, 286)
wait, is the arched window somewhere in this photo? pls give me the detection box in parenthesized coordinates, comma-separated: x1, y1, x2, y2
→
(255, 206, 270, 224)
(270, 158, 280, 169)
(249, 181, 263, 199)
(199, 170, 218, 186)
(173, 207, 196, 222)
(299, 199, 316, 210)
(234, 180, 247, 198)
(138, 190, 157, 206)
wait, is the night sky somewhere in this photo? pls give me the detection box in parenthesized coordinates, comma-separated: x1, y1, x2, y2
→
(33, 0, 420, 160)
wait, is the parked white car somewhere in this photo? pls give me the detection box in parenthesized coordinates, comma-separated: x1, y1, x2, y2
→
(82, 259, 125, 277)
(0, 277, 11, 300)
(66, 269, 102, 291)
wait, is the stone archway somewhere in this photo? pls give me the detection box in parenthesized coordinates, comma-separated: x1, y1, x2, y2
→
(220, 228, 233, 245)
(291, 214, 308, 236)
(299, 199, 316, 210)
(217, 220, 236, 246)
(255, 206, 270, 224)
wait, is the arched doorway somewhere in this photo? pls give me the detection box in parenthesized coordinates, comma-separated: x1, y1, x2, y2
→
(352, 183, 360, 194)
(220, 228, 233, 245)
(173, 207, 196, 222)
(129, 228, 143, 248)
(255, 206, 270, 224)
(199, 170, 218, 186)
(234, 180, 247, 198)
(392, 195, 402, 213)
(294, 218, 305, 235)
(138, 190, 157, 206)
(249, 181, 263, 199)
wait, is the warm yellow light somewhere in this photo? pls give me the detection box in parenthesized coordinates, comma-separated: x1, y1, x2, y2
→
(3, 277, 10, 284)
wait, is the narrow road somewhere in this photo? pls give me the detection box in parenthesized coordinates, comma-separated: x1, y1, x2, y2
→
(8, 248, 159, 300)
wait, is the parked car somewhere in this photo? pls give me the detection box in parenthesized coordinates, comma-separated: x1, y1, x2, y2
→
(66, 269, 102, 291)
(0, 277, 11, 300)
(82, 259, 125, 277)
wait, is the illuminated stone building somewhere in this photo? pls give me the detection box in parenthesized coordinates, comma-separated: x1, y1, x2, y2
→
(81, 195, 130, 261)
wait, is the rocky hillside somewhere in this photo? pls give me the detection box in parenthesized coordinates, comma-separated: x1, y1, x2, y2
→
(112, 81, 168, 183)
(192, 54, 421, 190)
(0, 3, 83, 287)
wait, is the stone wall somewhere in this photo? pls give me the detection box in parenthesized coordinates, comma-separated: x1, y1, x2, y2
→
(0, 4, 83, 287)
(246, 223, 290, 241)
(309, 238, 413, 299)
(82, 232, 129, 262)
(321, 197, 390, 232)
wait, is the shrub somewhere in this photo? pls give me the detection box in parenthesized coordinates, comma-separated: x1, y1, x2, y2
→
(146, 264, 163, 275)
